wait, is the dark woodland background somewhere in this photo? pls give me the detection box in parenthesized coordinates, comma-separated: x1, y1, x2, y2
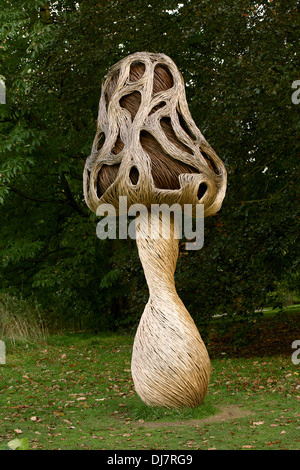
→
(0, 0, 299, 337)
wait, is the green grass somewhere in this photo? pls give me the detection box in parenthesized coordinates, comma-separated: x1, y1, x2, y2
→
(261, 304, 300, 318)
(0, 332, 299, 450)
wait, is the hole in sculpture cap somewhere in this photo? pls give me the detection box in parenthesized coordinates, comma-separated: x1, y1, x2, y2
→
(120, 91, 141, 121)
(97, 163, 120, 198)
(153, 64, 174, 95)
(201, 150, 220, 175)
(129, 166, 139, 185)
(112, 133, 124, 155)
(129, 61, 146, 81)
(197, 182, 207, 200)
(96, 132, 105, 152)
(149, 101, 166, 116)
(86, 169, 91, 197)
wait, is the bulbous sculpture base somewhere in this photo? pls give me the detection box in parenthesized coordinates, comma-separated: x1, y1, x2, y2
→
(131, 211, 210, 408)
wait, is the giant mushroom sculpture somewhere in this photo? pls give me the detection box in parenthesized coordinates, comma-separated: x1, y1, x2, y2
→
(83, 52, 227, 408)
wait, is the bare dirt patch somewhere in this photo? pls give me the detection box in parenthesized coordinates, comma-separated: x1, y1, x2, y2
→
(132, 405, 253, 429)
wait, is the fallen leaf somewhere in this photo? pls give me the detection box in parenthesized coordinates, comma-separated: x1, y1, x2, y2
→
(7, 438, 28, 450)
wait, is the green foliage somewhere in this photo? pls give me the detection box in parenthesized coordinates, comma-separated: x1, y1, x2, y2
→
(0, 0, 299, 330)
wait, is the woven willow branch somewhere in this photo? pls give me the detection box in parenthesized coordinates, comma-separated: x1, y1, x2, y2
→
(132, 211, 210, 407)
(83, 52, 227, 408)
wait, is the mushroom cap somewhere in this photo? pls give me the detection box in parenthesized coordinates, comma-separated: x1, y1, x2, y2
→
(83, 52, 227, 216)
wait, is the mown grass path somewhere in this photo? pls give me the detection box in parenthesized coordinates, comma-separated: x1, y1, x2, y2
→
(0, 333, 299, 450)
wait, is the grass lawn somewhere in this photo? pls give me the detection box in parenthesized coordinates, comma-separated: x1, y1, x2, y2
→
(0, 332, 299, 450)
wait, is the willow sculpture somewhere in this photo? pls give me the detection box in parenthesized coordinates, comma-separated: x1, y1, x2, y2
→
(83, 52, 227, 408)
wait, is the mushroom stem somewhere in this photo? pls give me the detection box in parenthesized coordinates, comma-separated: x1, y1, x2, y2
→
(131, 210, 210, 408)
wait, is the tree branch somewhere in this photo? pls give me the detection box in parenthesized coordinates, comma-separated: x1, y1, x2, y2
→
(60, 173, 87, 216)
(9, 186, 54, 203)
